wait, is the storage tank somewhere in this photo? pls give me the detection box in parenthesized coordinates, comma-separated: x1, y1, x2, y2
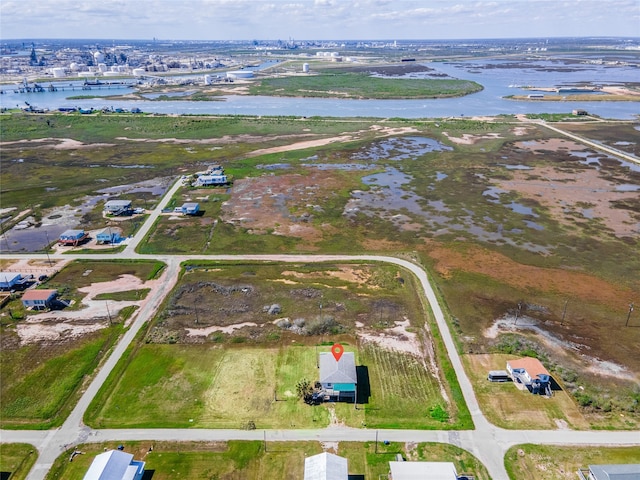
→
(93, 51, 105, 63)
(302, 63, 310, 73)
(70, 62, 80, 71)
(132, 68, 146, 77)
(52, 67, 66, 78)
(103, 71, 121, 77)
(204, 74, 212, 85)
(98, 63, 107, 72)
(226, 70, 254, 79)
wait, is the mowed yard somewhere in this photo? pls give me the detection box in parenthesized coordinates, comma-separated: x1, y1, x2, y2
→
(86, 342, 454, 429)
(45, 440, 491, 480)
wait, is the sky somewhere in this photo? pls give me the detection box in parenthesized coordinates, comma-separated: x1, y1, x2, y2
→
(1, 0, 638, 41)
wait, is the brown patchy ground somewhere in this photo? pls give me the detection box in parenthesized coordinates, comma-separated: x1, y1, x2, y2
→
(503, 138, 640, 238)
(427, 242, 634, 306)
(221, 170, 348, 246)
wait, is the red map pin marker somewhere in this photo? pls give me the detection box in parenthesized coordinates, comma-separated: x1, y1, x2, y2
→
(331, 343, 344, 362)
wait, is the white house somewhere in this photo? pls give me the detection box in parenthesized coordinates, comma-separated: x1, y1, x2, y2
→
(83, 450, 145, 480)
(194, 173, 228, 186)
(182, 202, 200, 215)
(104, 200, 133, 216)
(389, 461, 458, 480)
(506, 357, 552, 395)
(304, 452, 348, 480)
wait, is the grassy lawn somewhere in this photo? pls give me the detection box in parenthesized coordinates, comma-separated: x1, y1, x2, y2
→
(0, 443, 38, 480)
(360, 343, 454, 429)
(86, 342, 460, 429)
(0, 325, 124, 429)
(45, 440, 491, 480)
(463, 354, 589, 430)
(504, 445, 640, 480)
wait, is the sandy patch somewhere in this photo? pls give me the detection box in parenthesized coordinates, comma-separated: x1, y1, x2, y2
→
(357, 318, 421, 356)
(185, 322, 258, 336)
(16, 321, 106, 343)
(442, 132, 502, 144)
(244, 135, 354, 157)
(484, 315, 637, 382)
(17, 272, 166, 344)
(0, 138, 114, 149)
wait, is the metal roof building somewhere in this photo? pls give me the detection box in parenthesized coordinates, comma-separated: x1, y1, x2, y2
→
(304, 452, 348, 480)
(0, 272, 22, 290)
(389, 461, 458, 480)
(319, 352, 357, 399)
(580, 464, 640, 480)
(83, 449, 145, 480)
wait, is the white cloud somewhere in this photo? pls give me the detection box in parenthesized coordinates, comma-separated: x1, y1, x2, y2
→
(1, 0, 638, 39)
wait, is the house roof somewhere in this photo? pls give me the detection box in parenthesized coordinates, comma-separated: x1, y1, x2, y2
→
(60, 229, 85, 237)
(319, 352, 357, 384)
(304, 452, 348, 480)
(105, 200, 132, 207)
(389, 461, 458, 480)
(83, 450, 135, 480)
(22, 289, 57, 301)
(507, 357, 550, 380)
(0, 272, 22, 284)
(182, 202, 199, 208)
(589, 464, 640, 480)
(97, 227, 122, 236)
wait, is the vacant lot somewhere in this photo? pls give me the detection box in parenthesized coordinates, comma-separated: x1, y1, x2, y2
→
(0, 443, 37, 480)
(505, 445, 640, 480)
(0, 260, 164, 428)
(85, 261, 467, 429)
(45, 440, 490, 480)
(86, 342, 458, 430)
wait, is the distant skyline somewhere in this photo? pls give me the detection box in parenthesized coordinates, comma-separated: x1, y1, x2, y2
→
(1, 0, 639, 41)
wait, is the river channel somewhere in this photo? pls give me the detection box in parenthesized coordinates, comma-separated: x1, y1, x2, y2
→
(1, 58, 639, 119)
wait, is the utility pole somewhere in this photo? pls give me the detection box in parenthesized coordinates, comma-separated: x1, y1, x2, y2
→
(105, 301, 112, 325)
(514, 302, 522, 325)
(375, 430, 378, 453)
(625, 303, 634, 327)
(44, 231, 53, 267)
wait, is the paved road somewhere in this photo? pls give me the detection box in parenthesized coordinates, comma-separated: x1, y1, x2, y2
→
(523, 118, 640, 166)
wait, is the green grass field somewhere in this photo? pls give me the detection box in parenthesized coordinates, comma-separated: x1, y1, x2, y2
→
(0, 325, 123, 429)
(504, 445, 640, 480)
(249, 73, 483, 99)
(85, 343, 461, 429)
(0, 443, 38, 480)
(45, 440, 490, 480)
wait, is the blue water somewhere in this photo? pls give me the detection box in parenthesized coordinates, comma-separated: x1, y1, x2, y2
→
(1, 59, 639, 119)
